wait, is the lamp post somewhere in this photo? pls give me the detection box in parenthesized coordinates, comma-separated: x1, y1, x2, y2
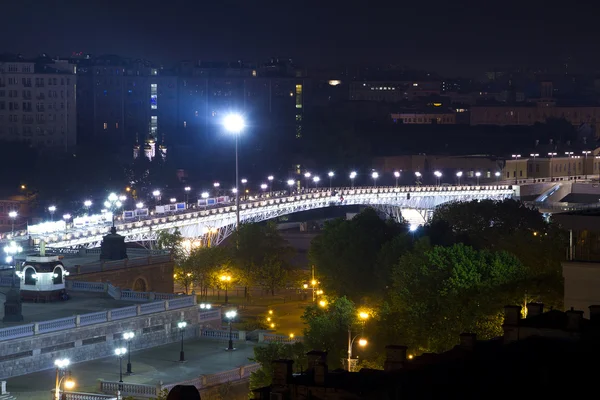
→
(287, 179, 295, 195)
(223, 113, 244, 231)
(583, 151, 591, 179)
(511, 154, 521, 184)
(475, 171, 481, 186)
(104, 193, 123, 228)
(4, 241, 22, 266)
(415, 171, 422, 185)
(349, 171, 357, 188)
(48, 205, 56, 221)
(54, 358, 74, 400)
(62, 214, 71, 233)
(409, 224, 418, 241)
(114, 347, 127, 396)
(201, 192, 209, 210)
(135, 202, 143, 221)
(260, 183, 268, 195)
(456, 171, 463, 186)
(313, 176, 320, 189)
(177, 321, 187, 362)
(123, 331, 134, 374)
(220, 274, 231, 303)
(184, 186, 191, 204)
(225, 310, 237, 351)
(371, 171, 378, 187)
(328, 171, 334, 190)
(304, 172, 311, 190)
(434, 170, 442, 186)
(8, 211, 17, 234)
(347, 312, 369, 371)
(267, 175, 274, 194)
(548, 152, 557, 180)
(152, 190, 161, 205)
(393, 171, 400, 187)
(495, 171, 501, 183)
(84, 200, 92, 215)
(213, 182, 221, 197)
(241, 178, 248, 200)
(565, 152, 574, 180)
(530, 153, 539, 180)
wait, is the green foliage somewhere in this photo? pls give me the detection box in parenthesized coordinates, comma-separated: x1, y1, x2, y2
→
(309, 208, 403, 301)
(149, 388, 169, 400)
(301, 296, 358, 367)
(156, 228, 186, 264)
(185, 246, 230, 299)
(249, 342, 307, 391)
(385, 242, 528, 352)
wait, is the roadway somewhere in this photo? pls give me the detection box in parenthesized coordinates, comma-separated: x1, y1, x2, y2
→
(5, 337, 258, 400)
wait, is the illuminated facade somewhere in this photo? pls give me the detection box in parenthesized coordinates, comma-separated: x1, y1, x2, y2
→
(350, 81, 441, 102)
(391, 112, 456, 124)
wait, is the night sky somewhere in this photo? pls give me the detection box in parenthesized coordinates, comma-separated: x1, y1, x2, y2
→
(1, 0, 599, 77)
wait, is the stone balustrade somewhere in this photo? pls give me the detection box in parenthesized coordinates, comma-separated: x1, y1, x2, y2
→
(259, 332, 304, 344)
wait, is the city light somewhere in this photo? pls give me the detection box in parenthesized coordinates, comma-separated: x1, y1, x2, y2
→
(55, 358, 70, 368)
(152, 190, 160, 197)
(304, 172, 311, 178)
(456, 171, 463, 177)
(48, 205, 56, 212)
(201, 192, 209, 199)
(394, 171, 400, 178)
(115, 348, 127, 356)
(136, 202, 144, 209)
(350, 171, 357, 179)
(358, 311, 369, 320)
(223, 114, 245, 134)
(328, 171, 334, 177)
(213, 182, 220, 188)
(84, 200, 92, 207)
(409, 224, 418, 232)
(260, 183, 268, 190)
(268, 175, 274, 181)
(319, 300, 327, 307)
(287, 179, 295, 186)
(358, 338, 368, 346)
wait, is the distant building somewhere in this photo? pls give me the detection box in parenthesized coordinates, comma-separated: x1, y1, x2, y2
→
(391, 111, 456, 125)
(350, 81, 441, 102)
(0, 56, 77, 149)
(0, 195, 30, 233)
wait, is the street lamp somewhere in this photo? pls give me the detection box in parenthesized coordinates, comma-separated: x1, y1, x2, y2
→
(225, 310, 237, 351)
(313, 176, 320, 188)
(287, 179, 295, 195)
(347, 312, 369, 371)
(152, 190, 161, 205)
(456, 171, 463, 185)
(548, 152, 557, 180)
(114, 347, 127, 394)
(260, 184, 268, 196)
(415, 171, 422, 185)
(223, 113, 245, 231)
(177, 321, 187, 362)
(220, 274, 232, 303)
(511, 154, 521, 184)
(267, 175, 274, 194)
(304, 172, 311, 190)
(213, 182, 221, 197)
(4, 241, 22, 266)
(184, 186, 191, 204)
(394, 171, 400, 187)
(328, 171, 334, 190)
(104, 193, 123, 228)
(54, 358, 74, 400)
(241, 178, 248, 200)
(123, 331, 134, 374)
(201, 192, 209, 210)
(8, 211, 17, 234)
(349, 171, 357, 188)
(48, 205, 56, 221)
(135, 202, 144, 221)
(371, 171, 379, 187)
(475, 171, 481, 186)
(495, 171, 501, 183)
(409, 224, 418, 241)
(84, 200, 92, 215)
(583, 151, 592, 179)
(62, 214, 71, 233)
(434, 170, 442, 186)
(170, 198, 176, 204)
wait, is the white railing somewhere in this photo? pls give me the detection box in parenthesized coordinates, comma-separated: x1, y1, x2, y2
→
(168, 296, 195, 309)
(51, 389, 116, 400)
(69, 280, 178, 303)
(0, 323, 34, 340)
(120, 291, 151, 301)
(199, 309, 221, 321)
(139, 301, 166, 315)
(99, 363, 260, 398)
(38, 316, 77, 333)
(79, 311, 108, 327)
(71, 281, 105, 292)
(201, 329, 245, 341)
(259, 332, 303, 344)
(110, 305, 137, 320)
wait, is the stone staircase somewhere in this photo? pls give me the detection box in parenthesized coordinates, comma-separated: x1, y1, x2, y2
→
(0, 382, 17, 400)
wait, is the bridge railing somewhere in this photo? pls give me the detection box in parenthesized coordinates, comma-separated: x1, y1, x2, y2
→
(66, 280, 178, 302)
(201, 328, 245, 341)
(98, 363, 261, 398)
(0, 295, 197, 342)
(258, 332, 304, 344)
(51, 389, 116, 400)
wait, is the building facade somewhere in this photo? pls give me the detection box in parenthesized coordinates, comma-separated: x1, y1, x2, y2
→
(0, 58, 77, 148)
(391, 111, 456, 124)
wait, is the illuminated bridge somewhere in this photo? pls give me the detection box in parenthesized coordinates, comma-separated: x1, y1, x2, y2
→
(2, 185, 514, 249)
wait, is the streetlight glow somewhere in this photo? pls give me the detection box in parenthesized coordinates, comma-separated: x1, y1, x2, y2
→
(55, 358, 70, 368)
(8, 211, 17, 218)
(152, 190, 160, 197)
(48, 205, 56, 212)
(287, 179, 295, 186)
(268, 175, 274, 181)
(358, 338, 368, 347)
(328, 171, 334, 177)
(304, 172, 311, 178)
(371, 172, 379, 179)
(223, 114, 245, 134)
(313, 176, 320, 183)
(260, 183, 268, 190)
(394, 171, 400, 178)
(456, 171, 463, 177)
(115, 348, 126, 356)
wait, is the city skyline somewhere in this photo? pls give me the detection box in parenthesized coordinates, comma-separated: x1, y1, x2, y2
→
(2, 1, 600, 78)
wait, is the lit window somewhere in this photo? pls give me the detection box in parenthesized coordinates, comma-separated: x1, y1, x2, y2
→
(194, 111, 199, 117)
(252, 70, 257, 77)
(103, 122, 107, 130)
(183, 121, 187, 128)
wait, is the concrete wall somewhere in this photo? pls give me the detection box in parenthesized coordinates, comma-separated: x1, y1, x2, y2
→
(0, 304, 198, 379)
(69, 259, 174, 293)
(563, 261, 600, 318)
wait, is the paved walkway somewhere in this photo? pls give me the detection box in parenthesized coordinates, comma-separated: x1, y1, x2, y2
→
(6, 338, 258, 400)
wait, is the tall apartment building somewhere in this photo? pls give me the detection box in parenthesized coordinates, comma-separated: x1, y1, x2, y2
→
(0, 56, 77, 149)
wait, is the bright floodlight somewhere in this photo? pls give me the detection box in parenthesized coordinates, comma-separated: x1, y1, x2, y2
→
(475, 172, 482, 177)
(8, 211, 17, 218)
(304, 172, 311, 178)
(63, 214, 71, 220)
(350, 171, 357, 179)
(170, 198, 177, 203)
(415, 172, 422, 177)
(123, 331, 135, 340)
(48, 205, 56, 212)
(409, 224, 418, 232)
(119, 195, 127, 201)
(103, 201, 110, 208)
(136, 202, 144, 209)
(54, 358, 70, 368)
(225, 310, 237, 319)
(371, 172, 379, 179)
(231, 188, 237, 193)
(241, 178, 247, 184)
(178, 321, 187, 329)
(434, 171, 442, 178)
(287, 179, 295, 186)
(394, 171, 400, 178)
(108, 193, 118, 202)
(358, 338, 368, 347)
(213, 182, 220, 188)
(223, 114, 245, 134)
(313, 176, 320, 183)
(268, 175, 274, 181)
(260, 183, 268, 190)
(115, 201, 122, 208)
(152, 190, 161, 197)
(84, 200, 92, 207)
(184, 186, 191, 192)
(114, 347, 127, 356)
(328, 171, 334, 177)
(201, 192, 209, 199)
(456, 171, 463, 177)
(495, 171, 501, 177)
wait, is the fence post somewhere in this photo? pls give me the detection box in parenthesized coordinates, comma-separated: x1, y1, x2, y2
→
(107, 310, 112, 321)
(33, 323, 39, 335)
(75, 315, 81, 327)
(136, 305, 142, 316)
(165, 300, 170, 311)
